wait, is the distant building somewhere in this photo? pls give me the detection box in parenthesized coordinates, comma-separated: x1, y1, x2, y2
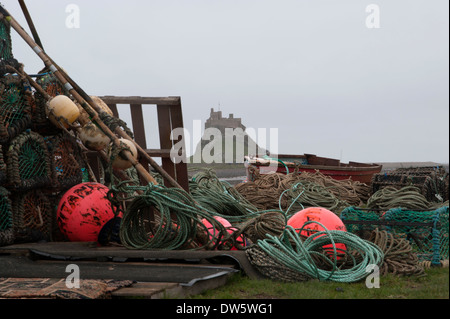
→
(205, 108, 246, 134)
(190, 108, 266, 164)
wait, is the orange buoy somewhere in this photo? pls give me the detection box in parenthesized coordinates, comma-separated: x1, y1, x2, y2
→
(288, 207, 347, 257)
(57, 183, 119, 242)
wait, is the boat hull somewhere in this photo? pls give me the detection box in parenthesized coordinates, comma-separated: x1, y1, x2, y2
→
(245, 154, 382, 184)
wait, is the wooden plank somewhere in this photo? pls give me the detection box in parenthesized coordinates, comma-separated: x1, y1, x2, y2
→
(111, 282, 180, 298)
(157, 104, 176, 187)
(146, 149, 172, 158)
(108, 103, 119, 118)
(100, 96, 180, 106)
(130, 103, 150, 184)
(169, 100, 189, 191)
(130, 104, 147, 148)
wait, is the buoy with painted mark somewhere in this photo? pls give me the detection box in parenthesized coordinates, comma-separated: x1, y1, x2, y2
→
(288, 207, 347, 257)
(47, 95, 80, 128)
(79, 122, 111, 151)
(110, 138, 138, 170)
(57, 183, 120, 242)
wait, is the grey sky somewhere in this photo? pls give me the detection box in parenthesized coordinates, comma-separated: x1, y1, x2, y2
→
(4, 0, 449, 164)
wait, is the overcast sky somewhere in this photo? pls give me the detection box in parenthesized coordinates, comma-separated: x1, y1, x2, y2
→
(4, 0, 449, 164)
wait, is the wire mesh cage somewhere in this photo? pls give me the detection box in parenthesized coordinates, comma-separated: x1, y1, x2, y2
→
(371, 167, 449, 203)
(0, 18, 13, 61)
(12, 189, 53, 243)
(45, 133, 84, 191)
(0, 144, 6, 185)
(6, 130, 52, 191)
(0, 186, 13, 246)
(31, 73, 69, 134)
(341, 206, 449, 264)
(0, 74, 32, 144)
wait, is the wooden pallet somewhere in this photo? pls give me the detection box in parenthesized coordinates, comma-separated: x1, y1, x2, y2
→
(0, 242, 262, 299)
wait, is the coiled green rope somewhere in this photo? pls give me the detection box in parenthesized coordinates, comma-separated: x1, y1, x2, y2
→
(255, 222, 384, 283)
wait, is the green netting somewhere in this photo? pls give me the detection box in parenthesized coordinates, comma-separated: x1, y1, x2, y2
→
(0, 75, 32, 143)
(341, 206, 449, 264)
(12, 189, 53, 243)
(0, 144, 6, 184)
(0, 186, 13, 246)
(0, 18, 13, 61)
(0, 187, 12, 231)
(6, 131, 52, 191)
(32, 73, 68, 133)
(45, 133, 83, 191)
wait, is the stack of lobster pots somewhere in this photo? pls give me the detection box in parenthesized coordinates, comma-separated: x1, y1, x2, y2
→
(0, 17, 110, 246)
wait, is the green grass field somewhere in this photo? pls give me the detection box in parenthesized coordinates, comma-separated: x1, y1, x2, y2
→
(192, 267, 449, 299)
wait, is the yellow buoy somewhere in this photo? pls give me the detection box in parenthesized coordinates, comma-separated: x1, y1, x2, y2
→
(47, 95, 80, 128)
(79, 122, 111, 151)
(111, 138, 138, 170)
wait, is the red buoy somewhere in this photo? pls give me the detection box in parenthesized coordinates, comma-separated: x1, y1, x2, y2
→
(201, 216, 245, 250)
(57, 183, 117, 242)
(288, 207, 347, 256)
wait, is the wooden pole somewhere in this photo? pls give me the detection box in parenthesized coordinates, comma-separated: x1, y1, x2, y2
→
(0, 7, 167, 187)
(17, 0, 44, 50)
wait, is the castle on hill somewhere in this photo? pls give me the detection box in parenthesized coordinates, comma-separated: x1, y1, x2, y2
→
(191, 108, 267, 164)
(205, 108, 246, 134)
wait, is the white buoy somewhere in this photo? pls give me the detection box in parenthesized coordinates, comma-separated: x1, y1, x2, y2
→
(111, 138, 138, 170)
(47, 95, 80, 128)
(79, 122, 111, 151)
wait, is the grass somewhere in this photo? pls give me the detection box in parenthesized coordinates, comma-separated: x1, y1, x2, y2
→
(191, 267, 449, 299)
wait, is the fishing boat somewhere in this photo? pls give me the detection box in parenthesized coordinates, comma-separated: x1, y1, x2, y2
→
(245, 154, 383, 184)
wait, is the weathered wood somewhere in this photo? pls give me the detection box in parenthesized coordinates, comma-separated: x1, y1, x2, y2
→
(100, 96, 180, 106)
(130, 104, 150, 185)
(168, 99, 189, 191)
(157, 104, 177, 188)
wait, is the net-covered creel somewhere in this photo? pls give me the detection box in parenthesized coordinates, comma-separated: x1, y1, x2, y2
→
(0, 74, 32, 144)
(45, 133, 84, 191)
(6, 130, 52, 191)
(32, 73, 70, 133)
(0, 17, 21, 76)
(371, 166, 449, 203)
(11, 189, 53, 243)
(341, 206, 449, 264)
(0, 186, 13, 246)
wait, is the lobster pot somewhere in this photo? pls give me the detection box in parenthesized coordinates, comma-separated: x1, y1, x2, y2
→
(46, 133, 84, 191)
(12, 189, 53, 243)
(0, 187, 14, 247)
(32, 73, 73, 134)
(0, 75, 32, 144)
(341, 206, 449, 264)
(0, 144, 6, 185)
(371, 167, 449, 203)
(6, 131, 52, 191)
(0, 18, 13, 61)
